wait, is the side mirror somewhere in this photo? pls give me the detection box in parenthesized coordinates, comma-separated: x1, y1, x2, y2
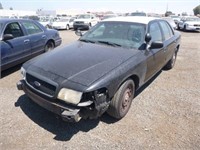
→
(145, 33, 151, 43)
(3, 34, 14, 41)
(75, 30, 82, 36)
(150, 41, 163, 49)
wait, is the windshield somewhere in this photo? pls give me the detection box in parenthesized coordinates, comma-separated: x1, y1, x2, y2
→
(40, 18, 50, 22)
(129, 12, 146, 16)
(77, 14, 91, 19)
(185, 17, 200, 21)
(80, 21, 146, 49)
(56, 19, 69, 22)
(171, 16, 179, 18)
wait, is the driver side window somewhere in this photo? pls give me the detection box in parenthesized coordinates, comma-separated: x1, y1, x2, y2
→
(149, 22, 162, 42)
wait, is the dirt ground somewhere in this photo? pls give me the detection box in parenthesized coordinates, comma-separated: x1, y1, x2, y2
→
(0, 30, 200, 150)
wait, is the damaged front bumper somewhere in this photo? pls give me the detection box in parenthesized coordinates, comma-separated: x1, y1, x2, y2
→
(17, 80, 82, 122)
(17, 80, 110, 122)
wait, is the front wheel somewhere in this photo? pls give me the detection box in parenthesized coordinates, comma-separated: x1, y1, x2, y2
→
(107, 79, 135, 119)
(44, 41, 55, 52)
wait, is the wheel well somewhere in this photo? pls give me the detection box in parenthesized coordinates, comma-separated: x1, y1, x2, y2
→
(176, 45, 180, 52)
(118, 75, 140, 92)
(129, 75, 140, 90)
(46, 39, 55, 46)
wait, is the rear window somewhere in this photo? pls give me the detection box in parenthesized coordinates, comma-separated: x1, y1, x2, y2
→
(22, 21, 43, 35)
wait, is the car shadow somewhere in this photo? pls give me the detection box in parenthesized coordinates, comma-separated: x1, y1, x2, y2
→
(15, 94, 101, 141)
(135, 70, 162, 98)
(14, 70, 162, 141)
(0, 64, 22, 79)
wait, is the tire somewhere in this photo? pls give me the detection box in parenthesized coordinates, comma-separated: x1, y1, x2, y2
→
(44, 41, 55, 52)
(183, 25, 187, 32)
(107, 79, 135, 119)
(66, 24, 69, 30)
(164, 51, 177, 70)
(88, 23, 92, 29)
(177, 24, 180, 30)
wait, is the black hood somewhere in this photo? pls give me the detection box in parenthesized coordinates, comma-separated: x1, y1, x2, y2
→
(26, 41, 139, 87)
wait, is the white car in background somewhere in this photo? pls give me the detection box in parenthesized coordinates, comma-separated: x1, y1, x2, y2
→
(52, 17, 75, 30)
(39, 17, 54, 28)
(170, 15, 181, 24)
(73, 14, 99, 30)
(178, 16, 200, 31)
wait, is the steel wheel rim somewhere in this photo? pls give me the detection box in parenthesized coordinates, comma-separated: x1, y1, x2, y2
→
(120, 85, 133, 114)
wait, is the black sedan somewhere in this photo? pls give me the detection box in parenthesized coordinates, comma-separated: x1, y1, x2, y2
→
(17, 17, 181, 122)
(0, 19, 62, 71)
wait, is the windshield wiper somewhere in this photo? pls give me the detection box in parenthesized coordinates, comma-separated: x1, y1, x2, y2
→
(96, 40, 122, 47)
(79, 39, 95, 43)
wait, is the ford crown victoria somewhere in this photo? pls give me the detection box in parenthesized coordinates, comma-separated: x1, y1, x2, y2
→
(17, 17, 181, 122)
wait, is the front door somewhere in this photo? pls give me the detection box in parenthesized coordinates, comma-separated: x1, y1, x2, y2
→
(145, 21, 165, 81)
(1, 22, 31, 67)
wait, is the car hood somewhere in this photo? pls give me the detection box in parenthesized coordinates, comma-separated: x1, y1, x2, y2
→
(25, 41, 139, 87)
(52, 22, 68, 26)
(74, 19, 91, 22)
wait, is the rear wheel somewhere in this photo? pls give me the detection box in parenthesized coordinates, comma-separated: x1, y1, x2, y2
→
(66, 24, 69, 30)
(164, 51, 177, 70)
(183, 25, 187, 31)
(107, 79, 135, 119)
(45, 41, 55, 52)
(177, 24, 180, 30)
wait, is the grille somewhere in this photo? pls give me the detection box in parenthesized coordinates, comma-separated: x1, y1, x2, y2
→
(75, 21, 84, 24)
(26, 73, 56, 97)
(194, 24, 200, 27)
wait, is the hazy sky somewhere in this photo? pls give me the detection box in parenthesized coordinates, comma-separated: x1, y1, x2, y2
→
(1, 0, 199, 15)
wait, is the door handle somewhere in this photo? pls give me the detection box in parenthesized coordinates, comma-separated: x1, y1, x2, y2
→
(42, 35, 47, 39)
(24, 39, 30, 44)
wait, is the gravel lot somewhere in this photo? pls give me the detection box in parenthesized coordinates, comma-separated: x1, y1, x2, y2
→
(0, 30, 200, 150)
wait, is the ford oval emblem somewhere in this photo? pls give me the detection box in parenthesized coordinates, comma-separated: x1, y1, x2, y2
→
(34, 81, 41, 87)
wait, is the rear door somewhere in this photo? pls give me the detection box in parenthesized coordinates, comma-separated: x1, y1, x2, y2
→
(158, 20, 177, 65)
(145, 21, 165, 81)
(1, 21, 31, 66)
(21, 21, 46, 55)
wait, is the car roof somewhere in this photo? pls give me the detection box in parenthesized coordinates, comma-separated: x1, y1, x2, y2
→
(102, 16, 160, 24)
(0, 18, 34, 23)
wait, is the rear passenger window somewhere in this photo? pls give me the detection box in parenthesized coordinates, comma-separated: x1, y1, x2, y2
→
(149, 22, 162, 42)
(22, 22, 43, 35)
(159, 21, 173, 40)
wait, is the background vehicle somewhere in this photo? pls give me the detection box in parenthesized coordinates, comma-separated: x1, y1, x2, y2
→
(177, 16, 200, 31)
(73, 14, 99, 30)
(101, 14, 118, 20)
(0, 19, 62, 71)
(128, 12, 147, 16)
(17, 17, 181, 122)
(163, 17, 177, 29)
(52, 17, 75, 30)
(170, 15, 181, 24)
(39, 17, 54, 28)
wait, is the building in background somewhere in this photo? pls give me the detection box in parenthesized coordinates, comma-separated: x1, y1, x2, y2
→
(0, 9, 36, 18)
